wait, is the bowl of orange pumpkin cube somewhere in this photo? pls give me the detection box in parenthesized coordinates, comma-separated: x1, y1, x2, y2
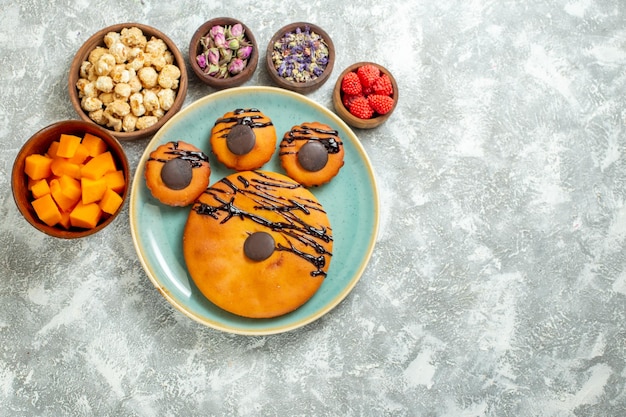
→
(12, 120, 129, 238)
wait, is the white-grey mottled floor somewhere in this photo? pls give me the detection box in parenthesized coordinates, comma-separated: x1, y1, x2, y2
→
(1, 0, 625, 415)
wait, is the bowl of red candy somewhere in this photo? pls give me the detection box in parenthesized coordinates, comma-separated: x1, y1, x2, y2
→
(332, 62, 398, 129)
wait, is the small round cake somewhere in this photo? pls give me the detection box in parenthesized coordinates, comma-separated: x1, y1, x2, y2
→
(209, 108, 277, 171)
(183, 170, 333, 318)
(279, 121, 345, 187)
(144, 141, 211, 206)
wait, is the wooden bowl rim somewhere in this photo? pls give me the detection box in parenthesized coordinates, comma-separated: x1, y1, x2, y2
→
(68, 22, 188, 141)
(11, 120, 130, 239)
(265, 21, 335, 94)
(332, 61, 399, 129)
(188, 17, 259, 89)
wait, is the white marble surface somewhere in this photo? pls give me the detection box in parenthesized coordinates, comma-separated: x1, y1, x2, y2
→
(1, 0, 626, 415)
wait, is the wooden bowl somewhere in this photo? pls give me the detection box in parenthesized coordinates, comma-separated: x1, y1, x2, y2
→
(189, 17, 259, 89)
(332, 62, 399, 129)
(12, 120, 130, 239)
(68, 23, 188, 141)
(265, 22, 335, 94)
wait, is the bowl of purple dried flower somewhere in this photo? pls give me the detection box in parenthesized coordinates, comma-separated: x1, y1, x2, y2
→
(265, 22, 335, 94)
(189, 17, 258, 89)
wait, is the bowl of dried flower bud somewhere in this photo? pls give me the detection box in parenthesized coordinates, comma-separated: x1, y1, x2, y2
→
(266, 22, 335, 94)
(189, 17, 258, 89)
(68, 23, 188, 141)
(332, 62, 398, 129)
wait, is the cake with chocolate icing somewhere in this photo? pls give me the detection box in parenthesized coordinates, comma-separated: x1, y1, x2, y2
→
(144, 141, 211, 206)
(209, 108, 277, 171)
(182, 170, 333, 318)
(279, 121, 344, 187)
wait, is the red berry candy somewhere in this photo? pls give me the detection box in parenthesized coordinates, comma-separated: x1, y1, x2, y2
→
(341, 72, 362, 95)
(372, 73, 394, 96)
(348, 96, 374, 119)
(367, 94, 395, 115)
(342, 93, 361, 109)
(356, 64, 380, 88)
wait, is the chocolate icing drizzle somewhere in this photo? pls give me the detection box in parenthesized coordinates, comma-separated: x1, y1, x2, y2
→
(213, 108, 274, 142)
(193, 171, 332, 277)
(148, 141, 210, 168)
(279, 123, 342, 157)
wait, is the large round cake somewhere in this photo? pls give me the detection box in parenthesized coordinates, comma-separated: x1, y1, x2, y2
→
(182, 170, 333, 318)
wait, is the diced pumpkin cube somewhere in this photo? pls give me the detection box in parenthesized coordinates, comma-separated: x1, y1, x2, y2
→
(81, 133, 108, 157)
(81, 177, 107, 204)
(31, 194, 62, 227)
(59, 210, 71, 229)
(27, 177, 37, 191)
(99, 188, 123, 215)
(50, 178, 78, 212)
(57, 134, 82, 158)
(59, 175, 82, 202)
(24, 154, 53, 180)
(47, 141, 60, 158)
(31, 179, 51, 199)
(68, 143, 90, 164)
(50, 157, 81, 179)
(81, 151, 116, 180)
(103, 170, 126, 193)
(70, 201, 102, 229)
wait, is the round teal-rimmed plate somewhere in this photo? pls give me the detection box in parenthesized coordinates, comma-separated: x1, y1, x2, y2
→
(129, 86, 379, 335)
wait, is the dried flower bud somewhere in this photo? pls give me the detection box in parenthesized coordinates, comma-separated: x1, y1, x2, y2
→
(230, 23, 243, 38)
(228, 38, 240, 50)
(228, 58, 245, 75)
(220, 47, 232, 63)
(207, 64, 220, 76)
(213, 32, 226, 49)
(208, 48, 220, 65)
(237, 45, 252, 60)
(210, 25, 224, 38)
(196, 54, 207, 70)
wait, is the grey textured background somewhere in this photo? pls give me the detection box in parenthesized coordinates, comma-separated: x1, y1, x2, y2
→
(1, 0, 625, 416)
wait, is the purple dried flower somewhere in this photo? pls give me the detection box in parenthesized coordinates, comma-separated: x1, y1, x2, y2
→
(312, 64, 323, 77)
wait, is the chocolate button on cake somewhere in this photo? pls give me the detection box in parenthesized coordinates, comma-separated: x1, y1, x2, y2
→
(144, 141, 211, 206)
(298, 140, 329, 172)
(227, 123, 256, 155)
(210, 108, 277, 171)
(161, 158, 193, 190)
(182, 170, 333, 318)
(279, 121, 345, 187)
